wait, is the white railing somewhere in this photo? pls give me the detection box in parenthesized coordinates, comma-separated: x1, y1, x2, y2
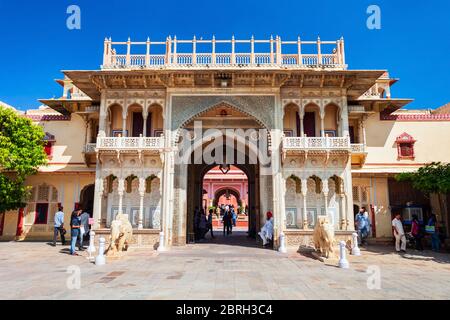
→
(85, 106, 100, 112)
(351, 144, 367, 154)
(283, 137, 351, 150)
(149, 54, 166, 65)
(130, 55, 146, 66)
(348, 105, 366, 113)
(302, 54, 318, 66)
(102, 36, 347, 70)
(84, 143, 97, 153)
(96, 137, 164, 150)
(282, 54, 298, 65)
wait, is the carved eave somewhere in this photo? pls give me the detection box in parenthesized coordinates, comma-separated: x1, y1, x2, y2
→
(39, 99, 96, 116)
(351, 153, 368, 168)
(63, 69, 387, 101)
(357, 98, 414, 114)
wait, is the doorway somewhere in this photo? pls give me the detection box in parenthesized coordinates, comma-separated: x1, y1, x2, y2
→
(80, 184, 95, 216)
(132, 112, 152, 137)
(186, 160, 260, 246)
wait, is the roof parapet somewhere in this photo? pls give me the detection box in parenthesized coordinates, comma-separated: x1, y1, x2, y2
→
(101, 36, 347, 71)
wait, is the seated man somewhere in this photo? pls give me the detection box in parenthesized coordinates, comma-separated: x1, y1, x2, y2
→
(258, 211, 274, 246)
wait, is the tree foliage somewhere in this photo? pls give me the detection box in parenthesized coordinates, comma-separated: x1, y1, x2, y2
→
(396, 162, 450, 195)
(0, 106, 48, 212)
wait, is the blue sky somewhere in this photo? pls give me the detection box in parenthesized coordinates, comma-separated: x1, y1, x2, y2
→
(0, 0, 449, 110)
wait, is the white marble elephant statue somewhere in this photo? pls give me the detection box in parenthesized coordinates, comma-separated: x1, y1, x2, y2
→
(313, 216, 336, 259)
(106, 212, 133, 257)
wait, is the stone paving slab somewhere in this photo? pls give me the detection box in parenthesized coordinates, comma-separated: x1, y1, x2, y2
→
(1, 237, 450, 300)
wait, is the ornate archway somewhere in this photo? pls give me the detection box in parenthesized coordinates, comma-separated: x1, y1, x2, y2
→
(213, 187, 242, 207)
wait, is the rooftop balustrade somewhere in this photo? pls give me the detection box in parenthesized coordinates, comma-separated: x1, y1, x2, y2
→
(101, 36, 347, 70)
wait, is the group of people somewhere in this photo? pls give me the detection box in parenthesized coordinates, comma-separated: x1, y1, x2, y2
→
(193, 207, 215, 241)
(193, 204, 274, 247)
(356, 207, 442, 253)
(220, 204, 238, 236)
(392, 213, 441, 253)
(53, 206, 91, 256)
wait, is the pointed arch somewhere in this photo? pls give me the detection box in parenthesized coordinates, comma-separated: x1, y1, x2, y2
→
(174, 101, 270, 146)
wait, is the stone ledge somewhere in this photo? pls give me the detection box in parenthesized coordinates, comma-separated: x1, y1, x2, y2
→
(93, 228, 160, 249)
(284, 230, 354, 249)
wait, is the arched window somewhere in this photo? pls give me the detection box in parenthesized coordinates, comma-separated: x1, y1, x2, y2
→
(396, 132, 416, 160)
(43, 132, 56, 159)
(26, 184, 59, 225)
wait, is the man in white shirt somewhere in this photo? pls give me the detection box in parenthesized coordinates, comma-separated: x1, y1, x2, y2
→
(53, 207, 66, 246)
(392, 213, 406, 253)
(259, 211, 274, 246)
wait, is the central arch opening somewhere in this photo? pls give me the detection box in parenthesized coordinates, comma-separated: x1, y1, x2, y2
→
(202, 165, 250, 233)
(186, 150, 261, 247)
(181, 102, 269, 248)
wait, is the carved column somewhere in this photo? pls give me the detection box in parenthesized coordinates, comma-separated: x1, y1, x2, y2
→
(343, 175, 354, 231)
(143, 110, 148, 138)
(341, 96, 350, 138)
(361, 115, 368, 146)
(160, 92, 174, 247)
(301, 179, 308, 229)
(99, 92, 107, 137)
(339, 194, 346, 230)
(138, 178, 146, 229)
(117, 179, 125, 214)
(271, 95, 286, 247)
(322, 179, 329, 217)
(122, 115, 127, 137)
(93, 177, 104, 230)
(320, 101, 326, 137)
(298, 104, 305, 137)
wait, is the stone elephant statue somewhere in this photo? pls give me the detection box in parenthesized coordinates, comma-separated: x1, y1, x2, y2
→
(106, 212, 133, 257)
(313, 216, 335, 259)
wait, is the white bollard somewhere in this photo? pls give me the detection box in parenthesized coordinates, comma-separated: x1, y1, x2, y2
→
(351, 233, 361, 256)
(95, 237, 106, 266)
(278, 232, 287, 253)
(87, 231, 96, 261)
(338, 241, 349, 269)
(157, 232, 166, 252)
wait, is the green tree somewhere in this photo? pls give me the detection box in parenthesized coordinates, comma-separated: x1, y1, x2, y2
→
(396, 162, 450, 228)
(396, 162, 450, 195)
(0, 106, 48, 212)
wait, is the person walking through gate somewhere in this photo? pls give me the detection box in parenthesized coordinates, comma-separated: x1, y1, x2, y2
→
(231, 206, 237, 227)
(53, 206, 66, 246)
(198, 209, 207, 240)
(223, 206, 233, 236)
(392, 213, 406, 253)
(206, 209, 215, 239)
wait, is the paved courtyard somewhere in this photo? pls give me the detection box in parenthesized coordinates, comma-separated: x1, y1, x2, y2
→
(1, 233, 450, 300)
